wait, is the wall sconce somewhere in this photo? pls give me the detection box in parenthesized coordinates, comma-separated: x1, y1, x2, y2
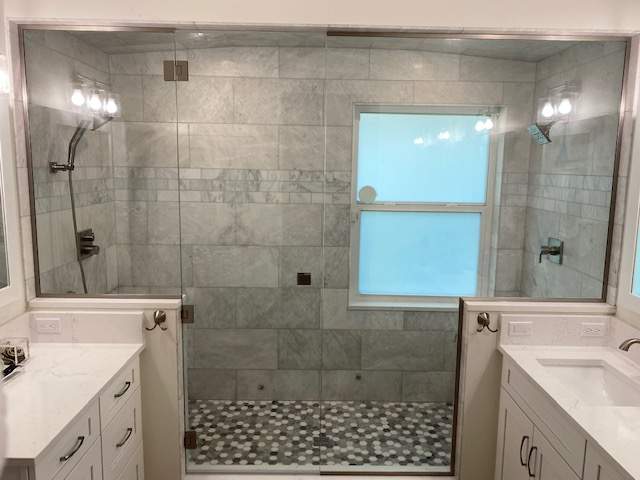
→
(70, 74, 121, 126)
(528, 83, 579, 144)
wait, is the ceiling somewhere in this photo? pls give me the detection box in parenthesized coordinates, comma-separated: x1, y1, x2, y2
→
(68, 29, 621, 63)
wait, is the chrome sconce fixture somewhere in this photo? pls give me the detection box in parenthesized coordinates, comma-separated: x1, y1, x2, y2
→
(528, 83, 579, 144)
(474, 108, 499, 133)
(70, 74, 121, 128)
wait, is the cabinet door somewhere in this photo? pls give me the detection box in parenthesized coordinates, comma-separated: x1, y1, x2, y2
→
(584, 443, 633, 480)
(532, 427, 580, 480)
(496, 389, 534, 480)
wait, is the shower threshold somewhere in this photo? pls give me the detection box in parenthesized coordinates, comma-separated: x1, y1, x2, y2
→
(187, 399, 452, 474)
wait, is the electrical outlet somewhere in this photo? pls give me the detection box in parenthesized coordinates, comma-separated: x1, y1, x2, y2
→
(35, 317, 62, 334)
(581, 322, 606, 337)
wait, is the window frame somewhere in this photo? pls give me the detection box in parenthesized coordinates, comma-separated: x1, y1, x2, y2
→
(617, 104, 640, 314)
(348, 104, 500, 310)
(0, 91, 26, 319)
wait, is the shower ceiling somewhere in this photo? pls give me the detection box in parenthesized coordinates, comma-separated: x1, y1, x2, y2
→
(69, 29, 602, 62)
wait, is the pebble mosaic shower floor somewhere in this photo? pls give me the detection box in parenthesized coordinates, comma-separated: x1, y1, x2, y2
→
(187, 400, 453, 470)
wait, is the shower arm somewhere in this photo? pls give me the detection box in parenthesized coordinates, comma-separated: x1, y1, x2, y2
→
(49, 117, 112, 174)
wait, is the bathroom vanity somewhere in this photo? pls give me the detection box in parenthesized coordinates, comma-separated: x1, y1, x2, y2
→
(494, 316, 640, 480)
(2, 343, 144, 480)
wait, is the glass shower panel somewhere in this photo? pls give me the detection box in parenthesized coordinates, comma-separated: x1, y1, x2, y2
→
(23, 29, 181, 295)
(320, 34, 459, 474)
(176, 29, 327, 473)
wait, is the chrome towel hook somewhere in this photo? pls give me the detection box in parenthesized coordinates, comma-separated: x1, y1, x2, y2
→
(477, 312, 498, 333)
(145, 310, 168, 331)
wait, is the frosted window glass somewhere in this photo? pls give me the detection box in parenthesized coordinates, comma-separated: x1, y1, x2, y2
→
(358, 211, 481, 296)
(357, 113, 490, 203)
(633, 227, 640, 297)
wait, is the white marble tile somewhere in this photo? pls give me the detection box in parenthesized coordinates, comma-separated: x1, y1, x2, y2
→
(414, 81, 503, 105)
(370, 49, 459, 81)
(187, 47, 278, 77)
(279, 47, 325, 79)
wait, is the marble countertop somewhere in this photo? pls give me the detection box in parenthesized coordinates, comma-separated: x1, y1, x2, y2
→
(3, 342, 143, 461)
(500, 344, 640, 479)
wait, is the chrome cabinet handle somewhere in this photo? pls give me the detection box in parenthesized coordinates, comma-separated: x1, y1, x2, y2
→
(116, 428, 133, 448)
(527, 446, 538, 478)
(59, 436, 85, 462)
(114, 381, 131, 399)
(519, 435, 530, 466)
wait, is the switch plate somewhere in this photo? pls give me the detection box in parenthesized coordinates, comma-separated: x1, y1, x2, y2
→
(581, 322, 606, 337)
(35, 317, 62, 334)
(508, 321, 532, 337)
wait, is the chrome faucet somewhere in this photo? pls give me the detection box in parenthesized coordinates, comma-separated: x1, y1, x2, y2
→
(619, 338, 640, 351)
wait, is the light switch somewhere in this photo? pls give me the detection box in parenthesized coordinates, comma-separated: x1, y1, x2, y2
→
(508, 321, 532, 337)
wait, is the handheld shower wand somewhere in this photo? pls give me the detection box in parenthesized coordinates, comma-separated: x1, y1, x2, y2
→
(49, 117, 113, 294)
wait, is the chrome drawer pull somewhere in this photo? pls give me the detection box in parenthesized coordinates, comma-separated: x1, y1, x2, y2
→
(527, 446, 538, 478)
(114, 381, 131, 398)
(519, 435, 529, 466)
(59, 436, 85, 462)
(116, 428, 133, 448)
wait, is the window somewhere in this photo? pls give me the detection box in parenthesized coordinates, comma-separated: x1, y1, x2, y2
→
(349, 106, 497, 308)
(617, 112, 640, 315)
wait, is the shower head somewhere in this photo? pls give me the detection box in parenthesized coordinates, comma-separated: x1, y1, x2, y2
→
(90, 115, 114, 131)
(528, 122, 554, 145)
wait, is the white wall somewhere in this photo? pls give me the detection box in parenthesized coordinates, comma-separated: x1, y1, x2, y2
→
(3, 0, 640, 33)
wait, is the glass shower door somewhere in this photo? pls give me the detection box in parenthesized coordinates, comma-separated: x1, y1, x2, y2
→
(176, 29, 326, 473)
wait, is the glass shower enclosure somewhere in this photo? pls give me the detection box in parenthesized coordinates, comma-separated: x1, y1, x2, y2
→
(20, 25, 627, 475)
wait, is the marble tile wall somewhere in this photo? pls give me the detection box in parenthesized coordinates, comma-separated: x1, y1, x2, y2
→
(27, 32, 626, 401)
(521, 42, 627, 298)
(105, 41, 542, 401)
(23, 31, 117, 294)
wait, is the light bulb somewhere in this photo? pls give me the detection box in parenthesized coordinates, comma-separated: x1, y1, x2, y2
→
(484, 118, 494, 130)
(475, 120, 485, 132)
(105, 97, 118, 115)
(71, 88, 85, 107)
(558, 98, 572, 115)
(88, 92, 102, 111)
(541, 101, 555, 119)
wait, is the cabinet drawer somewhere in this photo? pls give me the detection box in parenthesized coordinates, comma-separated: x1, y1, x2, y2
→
(61, 437, 102, 480)
(35, 401, 100, 480)
(117, 443, 145, 480)
(584, 443, 633, 480)
(502, 360, 586, 476)
(100, 357, 140, 427)
(102, 388, 143, 480)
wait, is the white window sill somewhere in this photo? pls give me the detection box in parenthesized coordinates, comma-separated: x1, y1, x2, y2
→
(347, 300, 459, 312)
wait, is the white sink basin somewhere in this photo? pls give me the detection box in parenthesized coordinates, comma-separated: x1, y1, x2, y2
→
(537, 358, 640, 406)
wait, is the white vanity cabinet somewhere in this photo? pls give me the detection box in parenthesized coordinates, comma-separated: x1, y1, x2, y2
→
(583, 444, 634, 480)
(496, 388, 579, 480)
(496, 356, 635, 480)
(496, 390, 533, 480)
(2, 354, 144, 480)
